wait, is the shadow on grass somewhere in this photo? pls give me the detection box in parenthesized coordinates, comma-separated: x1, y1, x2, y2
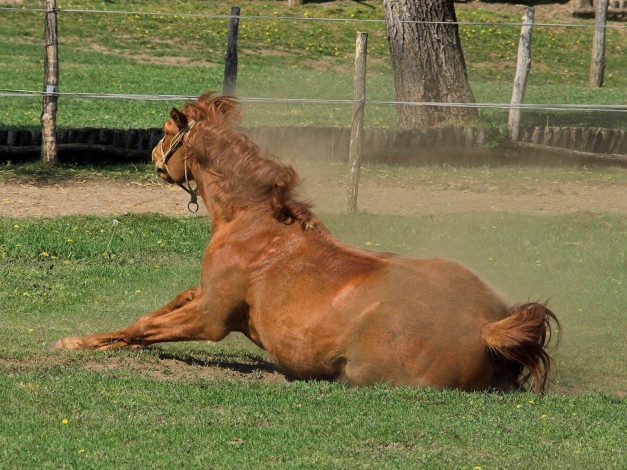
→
(156, 350, 293, 381)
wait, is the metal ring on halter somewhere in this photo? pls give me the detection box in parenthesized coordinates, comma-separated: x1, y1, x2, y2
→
(187, 200, 199, 213)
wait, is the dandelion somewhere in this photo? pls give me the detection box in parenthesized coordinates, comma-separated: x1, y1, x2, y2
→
(28, 328, 34, 333)
(23, 292, 29, 297)
(41, 252, 50, 257)
(474, 467, 482, 470)
(63, 260, 72, 265)
(541, 414, 547, 419)
(365, 241, 373, 246)
(79, 449, 85, 454)
(62, 418, 68, 424)
(516, 404, 522, 409)
(13, 224, 19, 229)
(135, 290, 141, 294)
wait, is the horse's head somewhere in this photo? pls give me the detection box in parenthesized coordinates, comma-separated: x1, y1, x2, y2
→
(152, 93, 241, 185)
(152, 107, 194, 185)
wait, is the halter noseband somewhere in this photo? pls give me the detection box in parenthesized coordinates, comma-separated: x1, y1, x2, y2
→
(159, 120, 199, 213)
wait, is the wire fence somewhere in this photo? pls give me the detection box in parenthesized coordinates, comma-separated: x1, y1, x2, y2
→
(2, 89, 627, 114)
(1, 6, 627, 29)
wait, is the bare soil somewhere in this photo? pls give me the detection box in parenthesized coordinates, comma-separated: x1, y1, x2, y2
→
(1, 165, 626, 217)
(0, 355, 289, 384)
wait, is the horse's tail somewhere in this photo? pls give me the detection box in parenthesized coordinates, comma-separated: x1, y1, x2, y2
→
(481, 302, 560, 393)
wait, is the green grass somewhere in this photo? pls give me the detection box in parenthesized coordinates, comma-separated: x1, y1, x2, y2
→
(1, 370, 624, 469)
(1, 0, 625, 129)
(1, 211, 625, 467)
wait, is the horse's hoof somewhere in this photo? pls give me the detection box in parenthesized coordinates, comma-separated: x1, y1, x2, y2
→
(48, 337, 83, 351)
(47, 340, 62, 351)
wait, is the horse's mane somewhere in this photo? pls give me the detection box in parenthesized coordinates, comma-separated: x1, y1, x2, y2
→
(181, 93, 312, 225)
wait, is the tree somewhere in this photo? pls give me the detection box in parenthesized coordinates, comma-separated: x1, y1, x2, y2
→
(383, 0, 477, 128)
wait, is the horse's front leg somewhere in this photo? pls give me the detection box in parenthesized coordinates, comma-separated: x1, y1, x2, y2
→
(48, 286, 219, 351)
(139, 286, 201, 319)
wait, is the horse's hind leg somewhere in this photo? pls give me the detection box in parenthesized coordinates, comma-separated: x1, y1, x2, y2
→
(48, 287, 203, 351)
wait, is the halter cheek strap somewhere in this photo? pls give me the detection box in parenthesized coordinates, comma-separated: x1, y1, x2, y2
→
(159, 120, 199, 213)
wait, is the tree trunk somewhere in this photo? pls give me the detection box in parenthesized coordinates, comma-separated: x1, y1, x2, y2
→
(383, 0, 477, 128)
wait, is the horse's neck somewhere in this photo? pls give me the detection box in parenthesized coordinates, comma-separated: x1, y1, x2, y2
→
(194, 164, 242, 229)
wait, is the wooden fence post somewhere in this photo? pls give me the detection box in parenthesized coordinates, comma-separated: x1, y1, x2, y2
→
(346, 32, 368, 215)
(508, 7, 534, 142)
(590, 0, 608, 87)
(41, 0, 59, 167)
(223, 6, 240, 96)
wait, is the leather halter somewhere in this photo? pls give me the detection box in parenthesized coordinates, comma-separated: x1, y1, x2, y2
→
(159, 120, 199, 213)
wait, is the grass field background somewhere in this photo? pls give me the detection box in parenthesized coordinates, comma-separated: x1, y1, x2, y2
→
(1, 207, 625, 468)
(1, 0, 626, 130)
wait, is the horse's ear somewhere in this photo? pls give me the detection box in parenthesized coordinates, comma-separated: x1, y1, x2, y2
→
(169, 107, 188, 130)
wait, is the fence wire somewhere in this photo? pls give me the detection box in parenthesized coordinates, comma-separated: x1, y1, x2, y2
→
(1, 6, 626, 29)
(2, 89, 626, 114)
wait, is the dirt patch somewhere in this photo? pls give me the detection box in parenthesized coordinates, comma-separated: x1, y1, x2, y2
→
(1, 165, 626, 217)
(82, 355, 288, 383)
(242, 48, 294, 58)
(457, 1, 575, 23)
(86, 42, 218, 67)
(0, 354, 288, 384)
(303, 55, 388, 74)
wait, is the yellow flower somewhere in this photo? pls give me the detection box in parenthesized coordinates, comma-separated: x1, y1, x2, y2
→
(13, 224, 19, 229)
(516, 404, 522, 409)
(41, 252, 50, 257)
(28, 328, 33, 333)
(541, 414, 547, 419)
(365, 241, 372, 246)
(79, 449, 85, 454)
(62, 418, 68, 424)
(135, 290, 141, 294)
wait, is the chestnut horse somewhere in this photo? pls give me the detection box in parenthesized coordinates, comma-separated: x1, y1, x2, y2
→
(50, 92, 559, 393)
